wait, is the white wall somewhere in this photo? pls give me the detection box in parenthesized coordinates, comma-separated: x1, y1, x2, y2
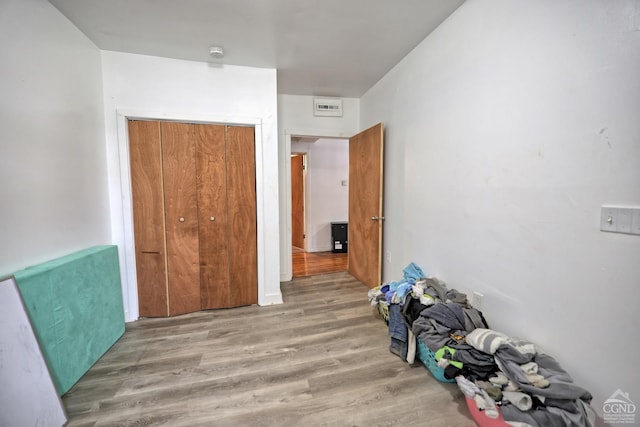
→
(291, 138, 349, 252)
(0, 0, 110, 275)
(278, 94, 359, 280)
(361, 0, 640, 421)
(102, 51, 281, 321)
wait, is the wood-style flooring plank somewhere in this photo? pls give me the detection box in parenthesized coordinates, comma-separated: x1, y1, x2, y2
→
(62, 272, 475, 427)
(292, 250, 348, 277)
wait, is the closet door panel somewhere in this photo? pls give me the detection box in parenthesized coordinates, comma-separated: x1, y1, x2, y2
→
(129, 120, 168, 317)
(161, 122, 201, 316)
(195, 124, 231, 309)
(226, 126, 258, 307)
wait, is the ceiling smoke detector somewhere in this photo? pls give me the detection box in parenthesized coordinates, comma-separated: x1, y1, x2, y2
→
(209, 46, 224, 58)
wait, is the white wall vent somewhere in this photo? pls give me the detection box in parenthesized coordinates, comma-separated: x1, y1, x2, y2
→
(313, 97, 343, 117)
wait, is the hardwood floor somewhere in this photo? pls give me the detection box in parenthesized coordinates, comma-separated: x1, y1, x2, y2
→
(62, 272, 475, 427)
(292, 249, 348, 277)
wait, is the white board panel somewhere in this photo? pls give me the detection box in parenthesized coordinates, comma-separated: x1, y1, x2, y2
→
(0, 276, 67, 427)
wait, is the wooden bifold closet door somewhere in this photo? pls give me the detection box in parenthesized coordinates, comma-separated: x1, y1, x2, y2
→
(129, 120, 257, 317)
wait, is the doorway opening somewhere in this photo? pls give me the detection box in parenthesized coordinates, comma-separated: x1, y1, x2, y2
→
(284, 123, 384, 286)
(290, 136, 348, 277)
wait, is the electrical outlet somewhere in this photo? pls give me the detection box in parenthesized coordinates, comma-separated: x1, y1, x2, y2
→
(473, 291, 484, 311)
(600, 207, 617, 232)
(385, 250, 391, 263)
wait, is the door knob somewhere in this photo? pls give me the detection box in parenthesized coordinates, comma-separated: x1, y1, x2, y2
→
(179, 217, 185, 223)
(210, 216, 215, 221)
(371, 216, 385, 221)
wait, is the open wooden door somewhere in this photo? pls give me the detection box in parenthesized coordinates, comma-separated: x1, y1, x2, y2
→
(291, 154, 305, 249)
(348, 123, 384, 288)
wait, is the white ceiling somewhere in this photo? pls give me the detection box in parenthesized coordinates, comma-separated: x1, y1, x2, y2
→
(48, 0, 464, 97)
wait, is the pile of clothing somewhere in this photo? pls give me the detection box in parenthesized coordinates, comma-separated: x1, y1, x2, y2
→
(369, 262, 595, 427)
(367, 262, 484, 365)
(456, 328, 596, 426)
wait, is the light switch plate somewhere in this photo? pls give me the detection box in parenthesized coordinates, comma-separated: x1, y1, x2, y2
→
(632, 209, 640, 235)
(617, 208, 632, 234)
(600, 207, 617, 232)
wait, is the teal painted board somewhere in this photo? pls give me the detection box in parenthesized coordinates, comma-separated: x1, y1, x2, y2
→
(14, 245, 125, 395)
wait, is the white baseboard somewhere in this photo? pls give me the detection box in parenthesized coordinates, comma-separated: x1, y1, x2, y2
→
(260, 292, 284, 306)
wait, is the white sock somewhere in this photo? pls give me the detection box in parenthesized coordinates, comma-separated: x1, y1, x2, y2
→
(503, 391, 533, 411)
(456, 375, 481, 397)
(480, 390, 499, 419)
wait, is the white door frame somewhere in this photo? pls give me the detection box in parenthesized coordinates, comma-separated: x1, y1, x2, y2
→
(282, 128, 352, 281)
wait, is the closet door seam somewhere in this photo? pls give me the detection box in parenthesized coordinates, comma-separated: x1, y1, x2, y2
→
(158, 121, 170, 316)
(223, 126, 232, 307)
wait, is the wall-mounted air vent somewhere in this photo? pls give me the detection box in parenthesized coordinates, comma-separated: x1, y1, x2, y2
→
(313, 97, 343, 117)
